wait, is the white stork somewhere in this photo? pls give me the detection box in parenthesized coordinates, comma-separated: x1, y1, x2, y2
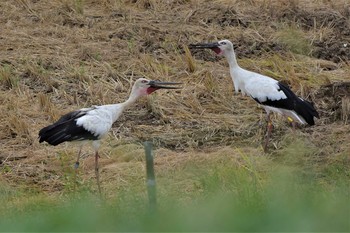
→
(189, 39, 319, 152)
(39, 78, 181, 194)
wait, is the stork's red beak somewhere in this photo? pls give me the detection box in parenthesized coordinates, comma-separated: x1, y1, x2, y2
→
(189, 42, 222, 55)
(147, 80, 182, 94)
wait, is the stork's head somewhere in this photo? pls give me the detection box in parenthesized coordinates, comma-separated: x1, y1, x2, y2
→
(189, 39, 234, 56)
(133, 78, 182, 96)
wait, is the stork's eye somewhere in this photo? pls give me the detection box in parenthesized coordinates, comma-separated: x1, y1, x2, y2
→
(220, 42, 227, 45)
(141, 80, 148, 83)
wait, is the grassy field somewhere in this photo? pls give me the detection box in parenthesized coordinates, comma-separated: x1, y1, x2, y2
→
(0, 0, 349, 231)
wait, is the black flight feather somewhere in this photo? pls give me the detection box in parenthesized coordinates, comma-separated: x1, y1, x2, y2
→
(39, 109, 98, 146)
(253, 82, 319, 125)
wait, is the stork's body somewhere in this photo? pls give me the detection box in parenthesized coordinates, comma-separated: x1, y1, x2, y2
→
(39, 78, 181, 194)
(39, 104, 125, 146)
(230, 64, 317, 125)
(190, 40, 319, 152)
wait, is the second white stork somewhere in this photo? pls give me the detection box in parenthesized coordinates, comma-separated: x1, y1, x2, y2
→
(39, 78, 182, 194)
(189, 39, 319, 152)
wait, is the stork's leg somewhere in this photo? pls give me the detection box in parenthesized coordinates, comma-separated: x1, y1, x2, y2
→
(73, 145, 83, 192)
(94, 151, 102, 196)
(291, 121, 296, 133)
(287, 117, 296, 132)
(263, 113, 273, 153)
(74, 146, 83, 169)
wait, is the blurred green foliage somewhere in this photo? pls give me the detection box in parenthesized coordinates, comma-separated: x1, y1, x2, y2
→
(0, 150, 348, 232)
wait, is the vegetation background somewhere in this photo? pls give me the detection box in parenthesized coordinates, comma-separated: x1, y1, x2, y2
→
(0, 0, 349, 231)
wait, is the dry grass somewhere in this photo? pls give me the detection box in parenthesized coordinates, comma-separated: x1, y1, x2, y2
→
(0, 0, 349, 193)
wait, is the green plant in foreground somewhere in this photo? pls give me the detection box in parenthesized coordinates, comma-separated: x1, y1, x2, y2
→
(0, 137, 348, 232)
(0, 159, 348, 232)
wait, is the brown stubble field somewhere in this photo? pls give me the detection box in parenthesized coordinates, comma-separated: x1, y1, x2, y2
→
(0, 0, 349, 195)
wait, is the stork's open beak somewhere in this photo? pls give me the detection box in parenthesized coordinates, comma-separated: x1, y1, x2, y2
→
(148, 80, 182, 89)
(188, 42, 220, 49)
(189, 42, 222, 55)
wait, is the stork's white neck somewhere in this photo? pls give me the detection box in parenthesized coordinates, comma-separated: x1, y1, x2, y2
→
(225, 49, 239, 69)
(122, 87, 143, 109)
(106, 87, 144, 123)
(224, 48, 246, 94)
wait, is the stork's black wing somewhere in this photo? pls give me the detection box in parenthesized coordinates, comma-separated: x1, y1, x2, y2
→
(38, 109, 98, 146)
(253, 82, 319, 125)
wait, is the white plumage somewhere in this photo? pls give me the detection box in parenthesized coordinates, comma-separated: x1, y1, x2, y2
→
(244, 74, 287, 102)
(190, 39, 319, 152)
(75, 104, 124, 139)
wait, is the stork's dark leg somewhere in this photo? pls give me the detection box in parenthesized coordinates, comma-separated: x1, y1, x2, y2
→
(287, 117, 296, 132)
(291, 120, 296, 132)
(95, 151, 102, 196)
(74, 146, 83, 169)
(263, 113, 273, 153)
(73, 146, 83, 192)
